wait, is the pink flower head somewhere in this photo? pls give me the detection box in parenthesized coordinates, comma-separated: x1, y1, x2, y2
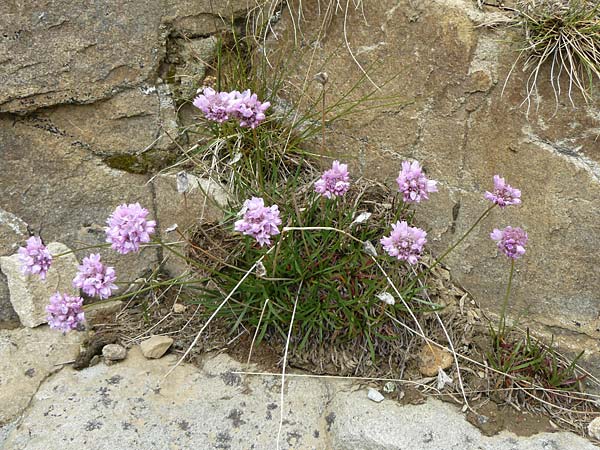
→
(193, 87, 236, 123)
(380, 221, 427, 265)
(490, 226, 528, 259)
(46, 293, 85, 333)
(234, 197, 281, 247)
(105, 203, 156, 254)
(314, 160, 350, 199)
(230, 90, 270, 128)
(396, 161, 438, 203)
(17, 236, 53, 280)
(73, 253, 118, 299)
(485, 175, 521, 208)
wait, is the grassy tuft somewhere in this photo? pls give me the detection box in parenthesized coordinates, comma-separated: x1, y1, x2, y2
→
(192, 178, 439, 363)
(509, 0, 600, 110)
(487, 326, 586, 392)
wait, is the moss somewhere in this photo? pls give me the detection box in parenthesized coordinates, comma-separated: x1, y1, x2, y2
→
(104, 150, 178, 174)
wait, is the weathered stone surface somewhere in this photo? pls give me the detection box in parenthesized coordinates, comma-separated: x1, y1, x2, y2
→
(1, 340, 595, 449)
(169, 36, 218, 100)
(163, 0, 250, 37)
(589, 416, 600, 440)
(3, 348, 329, 449)
(139, 335, 173, 359)
(0, 209, 28, 256)
(268, 0, 600, 356)
(153, 173, 229, 276)
(0, 209, 28, 326)
(330, 392, 597, 450)
(0, 326, 82, 425)
(0, 0, 252, 113)
(47, 87, 179, 157)
(84, 300, 124, 325)
(0, 242, 78, 328)
(0, 0, 165, 113)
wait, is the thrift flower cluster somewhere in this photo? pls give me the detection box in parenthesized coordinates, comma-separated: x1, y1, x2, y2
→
(106, 203, 156, 254)
(314, 160, 350, 199)
(46, 293, 85, 333)
(380, 221, 427, 265)
(18, 236, 52, 280)
(485, 175, 521, 208)
(72, 253, 118, 299)
(396, 161, 438, 203)
(193, 88, 270, 129)
(234, 197, 282, 247)
(491, 226, 528, 260)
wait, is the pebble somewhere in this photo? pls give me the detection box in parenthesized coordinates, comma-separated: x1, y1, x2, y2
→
(418, 344, 453, 377)
(102, 344, 127, 364)
(367, 388, 384, 403)
(173, 303, 186, 313)
(588, 417, 600, 440)
(140, 335, 174, 359)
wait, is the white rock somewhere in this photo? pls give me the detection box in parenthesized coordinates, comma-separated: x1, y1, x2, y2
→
(102, 344, 127, 362)
(0, 242, 79, 327)
(376, 292, 395, 305)
(588, 416, 600, 440)
(367, 388, 384, 403)
(140, 335, 173, 359)
(172, 303, 186, 313)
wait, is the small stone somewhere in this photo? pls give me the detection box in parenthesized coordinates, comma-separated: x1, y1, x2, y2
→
(140, 335, 173, 359)
(418, 344, 453, 377)
(589, 417, 600, 440)
(102, 344, 127, 363)
(367, 388, 384, 403)
(173, 303, 186, 313)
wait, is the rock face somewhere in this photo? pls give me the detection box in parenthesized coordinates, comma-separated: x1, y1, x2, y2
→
(0, 0, 249, 113)
(0, 326, 82, 425)
(1, 338, 595, 449)
(0, 0, 245, 313)
(329, 391, 597, 450)
(153, 173, 229, 276)
(0, 210, 28, 326)
(0, 242, 79, 327)
(268, 0, 600, 368)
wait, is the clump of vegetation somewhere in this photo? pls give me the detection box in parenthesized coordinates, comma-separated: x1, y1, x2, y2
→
(19, 10, 600, 442)
(509, 0, 600, 109)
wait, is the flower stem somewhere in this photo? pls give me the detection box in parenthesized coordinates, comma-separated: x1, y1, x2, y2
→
(498, 258, 515, 339)
(52, 243, 112, 258)
(321, 86, 326, 153)
(428, 204, 496, 272)
(252, 128, 265, 190)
